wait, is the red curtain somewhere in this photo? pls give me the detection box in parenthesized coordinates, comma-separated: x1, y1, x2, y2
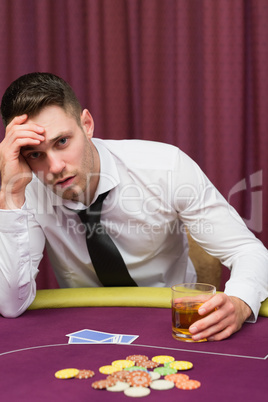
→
(0, 0, 267, 289)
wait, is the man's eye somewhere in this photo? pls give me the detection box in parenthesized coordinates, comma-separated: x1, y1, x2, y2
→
(58, 137, 68, 146)
(28, 152, 41, 159)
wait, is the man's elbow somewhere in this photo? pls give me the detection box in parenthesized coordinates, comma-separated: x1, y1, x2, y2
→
(0, 283, 36, 318)
(0, 305, 23, 318)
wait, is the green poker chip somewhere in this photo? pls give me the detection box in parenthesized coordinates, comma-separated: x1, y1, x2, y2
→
(153, 366, 177, 375)
(124, 366, 148, 372)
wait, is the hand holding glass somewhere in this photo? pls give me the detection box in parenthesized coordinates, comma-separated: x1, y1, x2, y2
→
(171, 283, 216, 342)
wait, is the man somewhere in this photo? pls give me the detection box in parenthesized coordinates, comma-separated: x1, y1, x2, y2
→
(0, 72, 267, 342)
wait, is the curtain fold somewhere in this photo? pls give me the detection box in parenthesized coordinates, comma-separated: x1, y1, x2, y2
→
(0, 0, 267, 289)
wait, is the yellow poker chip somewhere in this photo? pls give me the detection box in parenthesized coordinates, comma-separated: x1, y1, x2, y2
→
(152, 355, 175, 364)
(99, 365, 119, 374)
(111, 360, 135, 369)
(55, 368, 79, 379)
(169, 361, 193, 371)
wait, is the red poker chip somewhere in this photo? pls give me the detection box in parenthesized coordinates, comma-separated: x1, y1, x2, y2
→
(126, 355, 149, 363)
(111, 370, 131, 382)
(138, 360, 159, 369)
(75, 369, 95, 379)
(164, 373, 189, 383)
(127, 370, 150, 378)
(92, 377, 118, 390)
(127, 371, 152, 388)
(175, 380, 201, 390)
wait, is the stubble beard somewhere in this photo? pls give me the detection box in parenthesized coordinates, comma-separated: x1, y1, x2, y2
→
(62, 137, 97, 203)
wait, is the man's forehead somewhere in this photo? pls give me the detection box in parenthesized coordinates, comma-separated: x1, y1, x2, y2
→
(26, 106, 79, 141)
(21, 130, 72, 152)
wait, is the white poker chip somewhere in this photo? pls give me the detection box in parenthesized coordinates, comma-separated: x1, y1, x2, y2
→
(107, 381, 130, 392)
(150, 379, 175, 390)
(149, 371, 161, 381)
(124, 387, 151, 397)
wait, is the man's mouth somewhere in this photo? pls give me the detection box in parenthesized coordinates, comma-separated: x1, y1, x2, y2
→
(55, 176, 76, 188)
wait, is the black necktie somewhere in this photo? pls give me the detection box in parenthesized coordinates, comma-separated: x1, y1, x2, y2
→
(78, 191, 137, 287)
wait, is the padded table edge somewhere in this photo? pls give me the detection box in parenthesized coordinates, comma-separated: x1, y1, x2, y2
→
(28, 287, 171, 309)
(28, 287, 268, 317)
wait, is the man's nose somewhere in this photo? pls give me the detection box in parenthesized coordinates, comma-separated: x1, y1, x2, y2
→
(47, 153, 65, 174)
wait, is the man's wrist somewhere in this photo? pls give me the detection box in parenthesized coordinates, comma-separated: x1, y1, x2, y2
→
(0, 189, 25, 210)
(229, 296, 252, 321)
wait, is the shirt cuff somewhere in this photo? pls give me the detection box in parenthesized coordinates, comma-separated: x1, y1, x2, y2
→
(224, 281, 260, 323)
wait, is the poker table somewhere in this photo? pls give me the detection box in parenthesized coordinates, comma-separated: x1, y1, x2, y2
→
(1, 287, 268, 401)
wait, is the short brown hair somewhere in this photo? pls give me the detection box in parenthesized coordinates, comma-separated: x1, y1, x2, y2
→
(0, 72, 82, 127)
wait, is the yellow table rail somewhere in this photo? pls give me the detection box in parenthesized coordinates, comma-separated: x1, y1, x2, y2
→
(28, 287, 268, 317)
(28, 287, 171, 309)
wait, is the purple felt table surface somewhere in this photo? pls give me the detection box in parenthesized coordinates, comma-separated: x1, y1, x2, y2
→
(1, 306, 267, 402)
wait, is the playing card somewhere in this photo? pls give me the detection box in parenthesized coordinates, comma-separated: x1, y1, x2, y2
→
(66, 329, 116, 342)
(66, 329, 139, 344)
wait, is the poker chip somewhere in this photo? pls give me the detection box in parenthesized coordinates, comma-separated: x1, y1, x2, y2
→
(164, 373, 189, 383)
(107, 381, 130, 392)
(99, 365, 119, 374)
(150, 379, 175, 390)
(152, 355, 175, 364)
(126, 355, 149, 363)
(92, 377, 118, 389)
(55, 368, 79, 379)
(149, 371, 161, 381)
(175, 379, 201, 390)
(128, 370, 150, 377)
(137, 360, 159, 369)
(163, 361, 173, 367)
(75, 369, 95, 379)
(112, 359, 135, 369)
(169, 361, 193, 371)
(111, 370, 131, 382)
(127, 371, 152, 387)
(154, 366, 177, 376)
(124, 387, 151, 397)
(124, 366, 148, 372)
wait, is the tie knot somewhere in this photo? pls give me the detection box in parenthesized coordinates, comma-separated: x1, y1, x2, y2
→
(90, 190, 110, 213)
(78, 190, 110, 225)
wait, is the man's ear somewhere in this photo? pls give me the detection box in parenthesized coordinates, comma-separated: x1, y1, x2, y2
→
(81, 109, 94, 139)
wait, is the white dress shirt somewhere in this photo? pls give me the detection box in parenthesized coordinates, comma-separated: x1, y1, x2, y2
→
(0, 139, 267, 318)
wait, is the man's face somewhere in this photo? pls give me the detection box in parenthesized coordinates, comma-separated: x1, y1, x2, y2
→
(21, 105, 100, 203)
